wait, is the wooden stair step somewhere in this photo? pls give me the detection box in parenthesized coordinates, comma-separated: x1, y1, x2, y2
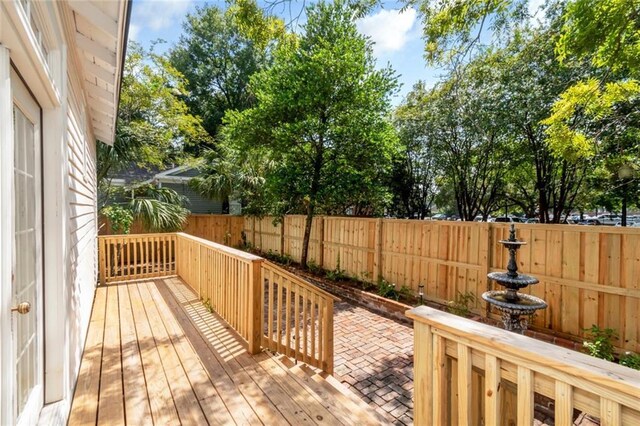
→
(300, 364, 393, 425)
(279, 357, 391, 425)
(255, 352, 344, 424)
(275, 356, 372, 426)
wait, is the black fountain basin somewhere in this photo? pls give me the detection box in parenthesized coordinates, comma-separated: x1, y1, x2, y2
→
(481, 290, 548, 314)
(487, 271, 539, 289)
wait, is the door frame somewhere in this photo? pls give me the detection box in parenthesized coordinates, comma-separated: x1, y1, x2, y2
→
(0, 44, 16, 426)
(12, 66, 44, 426)
(0, 48, 45, 426)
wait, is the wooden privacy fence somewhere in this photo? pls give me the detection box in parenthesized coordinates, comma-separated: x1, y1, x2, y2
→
(98, 234, 177, 284)
(246, 216, 640, 353)
(261, 260, 338, 374)
(99, 214, 245, 246)
(407, 306, 640, 426)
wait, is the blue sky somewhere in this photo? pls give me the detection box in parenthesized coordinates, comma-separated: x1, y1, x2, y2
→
(128, 0, 444, 105)
(128, 0, 546, 105)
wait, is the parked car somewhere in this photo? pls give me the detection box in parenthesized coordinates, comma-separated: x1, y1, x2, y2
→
(579, 218, 602, 226)
(525, 218, 540, 224)
(494, 216, 523, 223)
(595, 214, 620, 226)
(431, 213, 448, 220)
(615, 221, 636, 227)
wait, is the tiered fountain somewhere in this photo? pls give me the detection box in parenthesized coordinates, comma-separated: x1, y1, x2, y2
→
(482, 224, 547, 333)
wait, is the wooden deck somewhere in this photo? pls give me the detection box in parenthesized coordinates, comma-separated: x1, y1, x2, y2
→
(68, 276, 385, 425)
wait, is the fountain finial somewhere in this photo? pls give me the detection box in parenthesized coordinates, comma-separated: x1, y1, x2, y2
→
(508, 223, 517, 242)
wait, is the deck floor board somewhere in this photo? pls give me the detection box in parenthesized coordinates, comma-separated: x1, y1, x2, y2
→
(69, 276, 381, 425)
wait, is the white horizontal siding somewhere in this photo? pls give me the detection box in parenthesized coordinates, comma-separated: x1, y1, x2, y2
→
(65, 73, 97, 391)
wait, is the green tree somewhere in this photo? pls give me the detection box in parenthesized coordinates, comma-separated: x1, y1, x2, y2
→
(222, 0, 399, 266)
(99, 42, 208, 184)
(490, 20, 592, 222)
(169, 3, 279, 147)
(412, 0, 640, 163)
(391, 82, 441, 219)
(399, 59, 511, 221)
(99, 43, 206, 231)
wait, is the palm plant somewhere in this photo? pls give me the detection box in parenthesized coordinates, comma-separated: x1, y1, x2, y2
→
(128, 185, 189, 231)
(189, 146, 270, 214)
(102, 184, 189, 233)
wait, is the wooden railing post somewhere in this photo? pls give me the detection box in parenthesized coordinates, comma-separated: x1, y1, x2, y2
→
(98, 237, 106, 285)
(248, 258, 264, 354)
(413, 320, 433, 425)
(323, 298, 334, 374)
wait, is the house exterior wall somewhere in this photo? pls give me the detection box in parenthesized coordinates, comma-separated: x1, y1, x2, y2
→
(64, 69, 98, 404)
(0, 1, 128, 423)
(164, 182, 224, 214)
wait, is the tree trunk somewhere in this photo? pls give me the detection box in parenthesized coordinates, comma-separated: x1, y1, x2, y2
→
(301, 141, 323, 267)
(301, 203, 315, 268)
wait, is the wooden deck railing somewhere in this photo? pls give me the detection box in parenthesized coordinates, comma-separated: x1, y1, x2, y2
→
(97, 232, 337, 373)
(98, 234, 177, 284)
(261, 260, 338, 374)
(175, 232, 264, 353)
(173, 233, 337, 373)
(407, 306, 640, 425)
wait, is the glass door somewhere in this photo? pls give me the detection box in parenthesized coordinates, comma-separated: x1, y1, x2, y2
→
(11, 69, 43, 426)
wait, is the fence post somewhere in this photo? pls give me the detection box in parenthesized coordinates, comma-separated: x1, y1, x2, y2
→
(374, 218, 383, 283)
(247, 258, 263, 354)
(318, 216, 325, 268)
(483, 223, 493, 319)
(280, 217, 286, 255)
(252, 216, 256, 248)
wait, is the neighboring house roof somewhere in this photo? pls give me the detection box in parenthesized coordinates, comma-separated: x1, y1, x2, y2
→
(108, 163, 163, 185)
(109, 162, 204, 186)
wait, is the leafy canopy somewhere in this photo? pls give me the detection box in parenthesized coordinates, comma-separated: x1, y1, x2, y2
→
(99, 42, 208, 182)
(221, 0, 399, 264)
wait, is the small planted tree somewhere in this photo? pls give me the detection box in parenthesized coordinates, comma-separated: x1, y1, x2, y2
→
(223, 0, 399, 266)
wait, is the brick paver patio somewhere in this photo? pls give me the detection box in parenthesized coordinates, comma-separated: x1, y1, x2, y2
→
(333, 301, 414, 425)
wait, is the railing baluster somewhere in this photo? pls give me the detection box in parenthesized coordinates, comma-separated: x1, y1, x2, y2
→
(294, 284, 300, 361)
(517, 366, 534, 425)
(432, 333, 447, 425)
(600, 398, 621, 426)
(555, 381, 573, 426)
(457, 343, 472, 425)
(485, 354, 500, 425)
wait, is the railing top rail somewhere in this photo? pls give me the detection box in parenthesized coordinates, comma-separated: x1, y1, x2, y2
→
(407, 306, 640, 400)
(99, 233, 177, 238)
(262, 260, 340, 302)
(176, 232, 263, 262)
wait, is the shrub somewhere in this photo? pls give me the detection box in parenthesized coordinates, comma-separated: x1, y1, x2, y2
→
(447, 291, 476, 317)
(583, 325, 617, 361)
(326, 254, 346, 281)
(620, 352, 640, 370)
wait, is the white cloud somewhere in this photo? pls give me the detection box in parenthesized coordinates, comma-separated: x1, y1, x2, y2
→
(528, 0, 546, 17)
(128, 23, 141, 41)
(132, 0, 193, 32)
(356, 8, 417, 56)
